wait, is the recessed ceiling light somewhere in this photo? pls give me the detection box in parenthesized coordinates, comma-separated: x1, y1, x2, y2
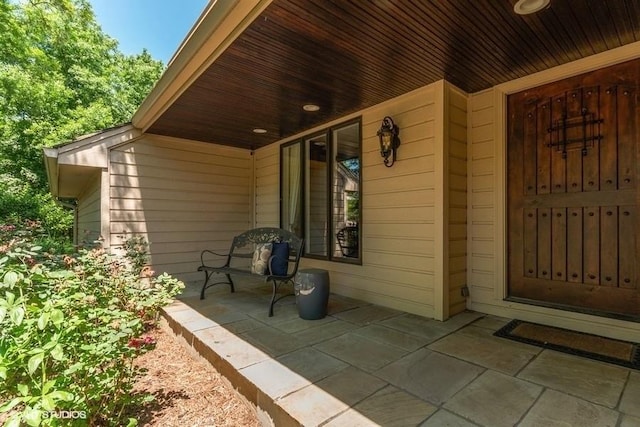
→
(252, 128, 267, 134)
(513, 0, 549, 15)
(303, 104, 320, 112)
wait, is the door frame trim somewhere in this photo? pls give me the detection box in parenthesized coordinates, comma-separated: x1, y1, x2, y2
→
(493, 42, 640, 309)
(504, 296, 640, 323)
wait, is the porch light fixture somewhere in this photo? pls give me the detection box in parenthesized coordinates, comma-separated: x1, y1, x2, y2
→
(377, 116, 400, 167)
(303, 104, 320, 112)
(252, 128, 267, 134)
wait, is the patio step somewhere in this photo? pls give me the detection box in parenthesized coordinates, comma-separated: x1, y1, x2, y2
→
(162, 299, 338, 427)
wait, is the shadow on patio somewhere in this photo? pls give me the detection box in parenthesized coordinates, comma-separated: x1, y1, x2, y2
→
(161, 280, 639, 427)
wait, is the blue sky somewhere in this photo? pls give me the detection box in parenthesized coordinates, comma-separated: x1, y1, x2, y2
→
(89, 0, 209, 65)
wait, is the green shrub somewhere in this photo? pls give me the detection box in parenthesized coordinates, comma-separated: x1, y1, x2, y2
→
(34, 194, 73, 241)
(0, 175, 73, 241)
(0, 221, 73, 258)
(0, 175, 37, 223)
(0, 223, 184, 426)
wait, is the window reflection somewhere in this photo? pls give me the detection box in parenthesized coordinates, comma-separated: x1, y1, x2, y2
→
(332, 123, 360, 259)
(305, 135, 328, 256)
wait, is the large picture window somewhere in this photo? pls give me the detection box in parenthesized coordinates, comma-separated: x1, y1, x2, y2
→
(280, 119, 361, 262)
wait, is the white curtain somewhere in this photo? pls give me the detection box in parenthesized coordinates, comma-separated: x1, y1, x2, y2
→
(284, 144, 301, 235)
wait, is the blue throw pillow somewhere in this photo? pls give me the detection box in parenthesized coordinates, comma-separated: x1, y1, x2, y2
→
(270, 242, 289, 276)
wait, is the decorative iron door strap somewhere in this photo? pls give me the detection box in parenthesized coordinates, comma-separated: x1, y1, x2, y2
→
(547, 97, 603, 159)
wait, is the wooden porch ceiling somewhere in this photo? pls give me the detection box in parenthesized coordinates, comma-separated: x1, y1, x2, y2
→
(146, 0, 640, 150)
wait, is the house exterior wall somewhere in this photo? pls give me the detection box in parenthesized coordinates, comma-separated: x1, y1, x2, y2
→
(254, 83, 455, 318)
(76, 172, 102, 245)
(468, 89, 496, 310)
(109, 134, 252, 284)
(254, 147, 278, 228)
(467, 44, 640, 341)
(446, 85, 468, 316)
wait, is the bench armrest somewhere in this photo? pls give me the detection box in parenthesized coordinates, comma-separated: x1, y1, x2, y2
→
(200, 249, 231, 268)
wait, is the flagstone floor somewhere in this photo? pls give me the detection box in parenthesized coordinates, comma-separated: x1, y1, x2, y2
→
(162, 280, 640, 427)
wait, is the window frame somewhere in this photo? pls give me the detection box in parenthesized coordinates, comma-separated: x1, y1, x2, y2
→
(279, 117, 362, 264)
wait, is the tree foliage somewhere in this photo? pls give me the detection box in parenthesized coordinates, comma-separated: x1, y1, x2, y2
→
(0, 0, 163, 231)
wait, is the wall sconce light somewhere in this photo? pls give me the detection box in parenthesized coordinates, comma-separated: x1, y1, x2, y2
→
(377, 116, 400, 167)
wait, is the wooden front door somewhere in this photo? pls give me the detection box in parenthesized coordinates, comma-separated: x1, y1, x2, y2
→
(507, 59, 640, 319)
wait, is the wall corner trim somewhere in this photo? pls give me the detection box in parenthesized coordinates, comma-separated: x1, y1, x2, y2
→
(433, 80, 449, 321)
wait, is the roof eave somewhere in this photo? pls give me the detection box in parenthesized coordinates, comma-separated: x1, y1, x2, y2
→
(42, 124, 142, 198)
(43, 147, 60, 197)
(132, 0, 273, 133)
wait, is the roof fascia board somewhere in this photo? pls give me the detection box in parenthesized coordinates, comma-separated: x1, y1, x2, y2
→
(43, 150, 60, 197)
(43, 125, 141, 197)
(132, 0, 273, 131)
(53, 126, 141, 168)
(53, 124, 139, 156)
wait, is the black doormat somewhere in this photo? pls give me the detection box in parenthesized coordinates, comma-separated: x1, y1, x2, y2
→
(494, 319, 640, 370)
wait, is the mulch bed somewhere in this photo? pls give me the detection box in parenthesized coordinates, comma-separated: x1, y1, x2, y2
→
(132, 324, 261, 426)
(0, 324, 261, 426)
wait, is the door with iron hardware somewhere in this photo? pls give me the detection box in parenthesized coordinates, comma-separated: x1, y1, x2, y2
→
(507, 59, 640, 319)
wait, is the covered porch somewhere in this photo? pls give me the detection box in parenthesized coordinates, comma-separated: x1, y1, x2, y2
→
(43, 4, 640, 422)
(45, 0, 640, 339)
(126, 0, 640, 340)
(162, 281, 640, 426)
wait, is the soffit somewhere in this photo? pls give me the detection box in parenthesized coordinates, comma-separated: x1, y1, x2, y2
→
(146, 0, 640, 149)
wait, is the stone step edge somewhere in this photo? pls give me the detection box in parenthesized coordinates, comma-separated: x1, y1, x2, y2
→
(160, 306, 303, 427)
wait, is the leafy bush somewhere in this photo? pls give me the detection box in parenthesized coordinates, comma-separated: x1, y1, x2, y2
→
(0, 175, 73, 241)
(33, 194, 73, 241)
(0, 175, 39, 223)
(0, 222, 184, 426)
(0, 221, 73, 258)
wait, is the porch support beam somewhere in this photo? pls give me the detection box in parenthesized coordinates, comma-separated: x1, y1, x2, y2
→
(433, 80, 449, 321)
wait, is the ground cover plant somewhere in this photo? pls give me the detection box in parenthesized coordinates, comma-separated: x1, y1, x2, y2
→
(0, 221, 184, 426)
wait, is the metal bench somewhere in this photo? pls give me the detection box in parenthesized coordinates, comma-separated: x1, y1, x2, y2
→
(198, 227, 304, 316)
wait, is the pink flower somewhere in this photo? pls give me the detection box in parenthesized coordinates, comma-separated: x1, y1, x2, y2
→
(128, 336, 156, 349)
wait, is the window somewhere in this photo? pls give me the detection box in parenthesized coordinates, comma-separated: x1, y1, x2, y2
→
(280, 119, 361, 262)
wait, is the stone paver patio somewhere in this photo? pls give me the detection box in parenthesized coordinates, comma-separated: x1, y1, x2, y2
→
(162, 280, 640, 427)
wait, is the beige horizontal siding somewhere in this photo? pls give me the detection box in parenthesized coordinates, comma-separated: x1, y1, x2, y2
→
(447, 84, 468, 316)
(253, 84, 439, 317)
(468, 89, 496, 302)
(109, 135, 251, 284)
(76, 173, 102, 245)
(254, 145, 279, 228)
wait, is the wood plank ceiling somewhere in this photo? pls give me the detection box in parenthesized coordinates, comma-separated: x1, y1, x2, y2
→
(146, 0, 640, 150)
